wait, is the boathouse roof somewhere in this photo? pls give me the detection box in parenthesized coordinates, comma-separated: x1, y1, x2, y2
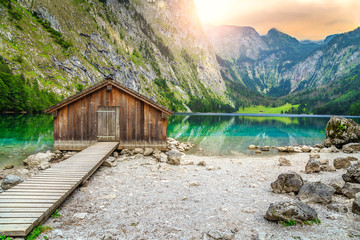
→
(44, 79, 173, 115)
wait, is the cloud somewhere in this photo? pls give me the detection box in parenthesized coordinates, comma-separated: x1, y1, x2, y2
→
(195, 0, 360, 40)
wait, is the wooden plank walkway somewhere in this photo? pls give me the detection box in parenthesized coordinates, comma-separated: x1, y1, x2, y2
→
(0, 142, 119, 237)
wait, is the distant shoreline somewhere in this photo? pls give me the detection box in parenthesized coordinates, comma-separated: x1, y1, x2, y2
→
(174, 112, 360, 118)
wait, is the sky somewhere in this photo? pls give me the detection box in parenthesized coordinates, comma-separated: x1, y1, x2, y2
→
(193, 0, 360, 40)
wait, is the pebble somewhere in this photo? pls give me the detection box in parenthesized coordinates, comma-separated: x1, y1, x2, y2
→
(73, 213, 87, 219)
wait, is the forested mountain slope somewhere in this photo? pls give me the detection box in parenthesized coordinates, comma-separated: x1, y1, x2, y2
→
(0, 0, 230, 112)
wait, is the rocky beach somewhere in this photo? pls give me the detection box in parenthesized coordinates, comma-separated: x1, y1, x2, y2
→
(1, 116, 360, 239)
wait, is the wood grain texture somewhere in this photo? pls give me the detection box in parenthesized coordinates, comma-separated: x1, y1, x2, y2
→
(51, 84, 168, 150)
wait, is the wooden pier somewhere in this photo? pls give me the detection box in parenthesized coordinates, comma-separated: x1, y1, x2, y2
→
(0, 142, 119, 237)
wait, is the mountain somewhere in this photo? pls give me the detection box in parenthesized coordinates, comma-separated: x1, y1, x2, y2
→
(206, 25, 360, 97)
(0, 0, 229, 112)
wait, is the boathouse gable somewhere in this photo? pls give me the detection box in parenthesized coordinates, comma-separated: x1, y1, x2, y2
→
(45, 79, 173, 151)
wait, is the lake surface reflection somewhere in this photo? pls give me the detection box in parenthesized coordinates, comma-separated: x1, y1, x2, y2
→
(0, 114, 53, 168)
(167, 114, 360, 156)
(0, 113, 359, 167)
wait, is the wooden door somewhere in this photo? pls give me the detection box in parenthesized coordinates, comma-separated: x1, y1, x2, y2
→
(97, 106, 120, 142)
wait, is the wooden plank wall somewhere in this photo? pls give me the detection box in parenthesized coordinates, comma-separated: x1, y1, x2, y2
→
(53, 86, 168, 150)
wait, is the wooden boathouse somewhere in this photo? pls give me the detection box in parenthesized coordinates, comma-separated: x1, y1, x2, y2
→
(44, 78, 173, 151)
(0, 79, 174, 237)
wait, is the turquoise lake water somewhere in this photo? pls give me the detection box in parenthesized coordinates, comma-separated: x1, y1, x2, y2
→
(0, 113, 360, 168)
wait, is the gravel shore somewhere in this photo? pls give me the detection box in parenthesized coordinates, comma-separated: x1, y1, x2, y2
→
(37, 151, 360, 240)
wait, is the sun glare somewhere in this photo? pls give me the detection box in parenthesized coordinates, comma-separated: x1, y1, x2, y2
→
(194, 0, 226, 24)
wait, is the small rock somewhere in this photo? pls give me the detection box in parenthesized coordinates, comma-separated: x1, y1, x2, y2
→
(112, 151, 119, 158)
(38, 162, 51, 170)
(156, 153, 167, 163)
(333, 157, 351, 169)
(309, 153, 320, 159)
(188, 182, 200, 187)
(143, 148, 153, 156)
(327, 204, 348, 213)
(347, 156, 358, 162)
(320, 164, 336, 172)
(264, 201, 318, 223)
(206, 230, 235, 240)
(261, 146, 270, 151)
(319, 159, 329, 165)
(330, 146, 340, 153)
(178, 146, 185, 152)
(271, 172, 303, 194)
(278, 157, 291, 166)
(320, 148, 332, 153)
(206, 166, 215, 171)
(277, 147, 288, 152)
(134, 148, 144, 154)
(353, 193, 360, 215)
(23, 151, 55, 168)
(73, 212, 87, 219)
(183, 161, 194, 165)
(4, 165, 14, 170)
(330, 178, 345, 194)
(298, 181, 335, 204)
(342, 161, 360, 183)
(255, 150, 261, 154)
(248, 145, 256, 150)
(287, 146, 295, 153)
(1, 175, 25, 190)
(167, 149, 181, 165)
(305, 159, 320, 174)
(301, 146, 311, 152)
(294, 147, 303, 153)
(343, 143, 360, 154)
(102, 159, 117, 167)
(198, 161, 206, 167)
(341, 182, 360, 198)
(314, 144, 323, 149)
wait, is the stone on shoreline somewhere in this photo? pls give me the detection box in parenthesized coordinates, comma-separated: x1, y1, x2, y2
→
(343, 143, 360, 154)
(309, 153, 320, 159)
(261, 146, 270, 151)
(347, 156, 359, 162)
(271, 172, 303, 194)
(278, 157, 291, 166)
(342, 161, 360, 183)
(255, 150, 261, 154)
(333, 157, 351, 169)
(298, 181, 335, 204)
(23, 151, 56, 168)
(301, 146, 311, 152)
(305, 159, 320, 174)
(324, 116, 360, 148)
(330, 178, 345, 194)
(198, 161, 206, 167)
(1, 175, 25, 190)
(248, 145, 256, 150)
(167, 149, 181, 165)
(353, 193, 360, 215)
(143, 148, 153, 156)
(277, 147, 288, 152)
(341, 182, 360, 198)
(264, 201, 318, 223)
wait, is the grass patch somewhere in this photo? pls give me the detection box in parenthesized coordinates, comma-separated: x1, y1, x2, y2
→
(237, 103, 299, 114)
(25, 225, 52, 240)
(0, 236, 12, 240)
(280, 220, 296, 227)
(50, 209, 61, 218)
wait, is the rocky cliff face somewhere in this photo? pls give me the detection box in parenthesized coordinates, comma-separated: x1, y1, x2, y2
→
(0, 0, 226, 111)
(206, 25, 360, 96)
